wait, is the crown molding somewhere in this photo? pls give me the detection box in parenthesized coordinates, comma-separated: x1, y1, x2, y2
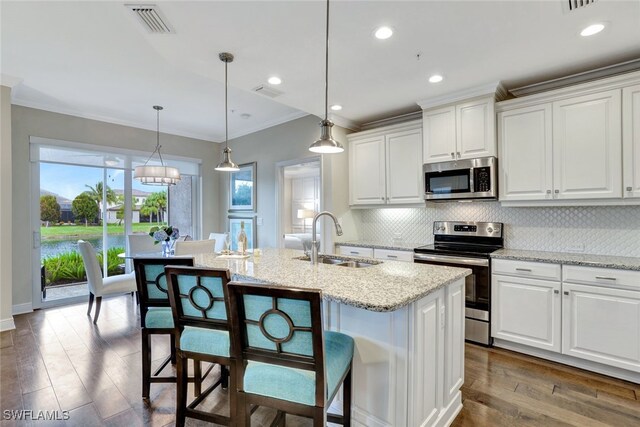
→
(328, 113, 361, 132)
(416, 81, 504, 110)
(1, 74, 23, 88)
(360, 110, 422, 131)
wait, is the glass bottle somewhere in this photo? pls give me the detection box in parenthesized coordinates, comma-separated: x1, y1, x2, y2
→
(237, 221, 248, 255)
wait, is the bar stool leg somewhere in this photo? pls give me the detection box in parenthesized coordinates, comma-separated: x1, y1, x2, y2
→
(175, 352, 188, 427)
(142, 329, 152, 399)
(343, 365, 352, 427)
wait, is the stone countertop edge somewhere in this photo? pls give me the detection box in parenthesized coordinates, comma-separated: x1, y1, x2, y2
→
(334, 241, 427, 251)
(193, 248, 471, 313)
(231, 271, 470, 312)
(491, 249, 640, 271)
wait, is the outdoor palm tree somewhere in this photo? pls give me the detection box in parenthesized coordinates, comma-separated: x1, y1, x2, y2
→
(84, 182, 117, 224)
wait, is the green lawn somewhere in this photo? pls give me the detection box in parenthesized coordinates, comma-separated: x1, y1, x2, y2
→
(41, 223, 158, 240)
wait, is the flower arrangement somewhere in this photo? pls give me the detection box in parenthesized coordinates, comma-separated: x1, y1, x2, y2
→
(149, 225, 179, 244)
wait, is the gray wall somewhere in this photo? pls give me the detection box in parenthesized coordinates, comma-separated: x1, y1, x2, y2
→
(1, 86, 14, 330)
(11, 105, 222, 308)
(219, 115, 357, 249)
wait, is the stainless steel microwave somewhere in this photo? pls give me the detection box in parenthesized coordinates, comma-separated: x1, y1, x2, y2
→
(424, 157, 497, 201)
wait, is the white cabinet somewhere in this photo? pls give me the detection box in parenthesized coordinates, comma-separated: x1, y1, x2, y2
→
(423, 96, 496, 164)
(444, 278, 465, 409)
(337, 245, 373, 258)
(374, 248, 413, 262)
(498, 104, 553, 201)
(562, 282, 640, 373)
(349, 135, 386, 204)
(552, 90, 622, 199)
(349, 120, 423, 206)
(492, 274, 561, 352)
(623, 84, 640, 198)
(497, 73, 639, 205)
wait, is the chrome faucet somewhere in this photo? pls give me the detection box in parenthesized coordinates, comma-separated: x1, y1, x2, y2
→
(311, 211, 343, 265)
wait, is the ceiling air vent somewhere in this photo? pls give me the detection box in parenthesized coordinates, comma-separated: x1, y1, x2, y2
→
(252, 85, 283, 98)
(126, 4, 174, 34)
(563, 0, 598, 13)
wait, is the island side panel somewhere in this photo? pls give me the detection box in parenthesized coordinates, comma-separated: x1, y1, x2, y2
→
(324, 277, 466, 427)
(325, 300, 410, 427)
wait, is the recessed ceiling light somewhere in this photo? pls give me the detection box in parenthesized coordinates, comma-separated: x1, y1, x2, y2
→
(330, 104, 342, 111)
(374, 26, 393, 40)
(580, 23, 605, 37)
(428, 74, 443, 83)
(268, 76, 282, 85)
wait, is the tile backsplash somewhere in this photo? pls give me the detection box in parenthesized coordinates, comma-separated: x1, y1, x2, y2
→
(354, 203, 640, 257)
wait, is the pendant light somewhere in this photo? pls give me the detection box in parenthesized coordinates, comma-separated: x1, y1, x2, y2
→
(134, 106, 181, 185)
(215, 52, 240, 172)
(309, 0, 344, 154)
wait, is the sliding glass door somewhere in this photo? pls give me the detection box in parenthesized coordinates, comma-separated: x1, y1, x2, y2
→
(31, 139, 200, 308)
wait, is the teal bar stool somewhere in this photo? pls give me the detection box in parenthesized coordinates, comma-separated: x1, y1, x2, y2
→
(165, 265, 235, 427)
(133, 257, 200, 399)
(227, 282, 354, 427)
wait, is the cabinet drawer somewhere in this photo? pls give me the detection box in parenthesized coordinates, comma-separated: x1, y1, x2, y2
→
(374, 249, 413, 262)
(338, 246, 374, 258)
(563, 265, 640, 290)
(492, 259, 561, 281)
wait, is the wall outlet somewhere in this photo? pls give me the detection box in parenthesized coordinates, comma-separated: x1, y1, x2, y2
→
(256, 217, 263, 226)
(566, 243, 585, 253)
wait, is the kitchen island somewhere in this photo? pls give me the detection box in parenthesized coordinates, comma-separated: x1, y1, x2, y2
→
(194, 248, 471, 427)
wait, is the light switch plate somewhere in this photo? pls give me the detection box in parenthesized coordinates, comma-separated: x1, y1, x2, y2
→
(256, 217, 263, 226)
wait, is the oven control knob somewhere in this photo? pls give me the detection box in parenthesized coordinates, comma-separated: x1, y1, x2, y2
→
(487, 227, 493, 233)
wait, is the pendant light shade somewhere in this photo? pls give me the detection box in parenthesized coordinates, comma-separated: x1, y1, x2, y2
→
(309, 0, 344, 154)
(134, 106, 181, 186)
(215, 52, 240, 172)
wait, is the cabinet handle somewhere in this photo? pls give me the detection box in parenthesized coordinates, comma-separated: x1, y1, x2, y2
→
(627, 187, 633, 192)
(564, 291, 569, 296)
(450, 152, 455, 159)
(387, 255, 398, 259)
(595, 276, 617, 281)
(457, 151, 461, 158)
(515, 268, 532, 272)
(350, 251, 360, 255)
(546, 190, 551, 194)
(554, 189, 559, 194)
(554, 290, 559, 294)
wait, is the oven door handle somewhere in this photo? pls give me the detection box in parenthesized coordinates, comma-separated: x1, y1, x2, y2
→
(413, 253, 489, 267)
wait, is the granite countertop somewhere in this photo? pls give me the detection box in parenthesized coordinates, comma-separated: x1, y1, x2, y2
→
(334, 241, 428, 251)
(194, 248, 470, 312)
(491, 249, 640, 271)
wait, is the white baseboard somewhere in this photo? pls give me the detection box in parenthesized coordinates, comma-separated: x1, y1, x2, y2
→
(12, 302, 33, 315)
(0, 317, 16, 332)
(493, 339, 640, 383)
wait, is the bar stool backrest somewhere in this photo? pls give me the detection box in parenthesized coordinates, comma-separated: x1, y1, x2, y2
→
(165, 266, 232, 333)
(227, 282, 327, 406)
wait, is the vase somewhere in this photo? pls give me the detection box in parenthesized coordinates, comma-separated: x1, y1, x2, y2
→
(161, 240, 171, 256)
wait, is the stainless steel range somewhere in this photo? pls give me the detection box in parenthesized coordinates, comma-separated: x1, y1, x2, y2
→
(413, 221, 504, 346)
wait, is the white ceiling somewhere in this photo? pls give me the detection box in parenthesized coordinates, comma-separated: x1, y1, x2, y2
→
(2, 1, 640, 143)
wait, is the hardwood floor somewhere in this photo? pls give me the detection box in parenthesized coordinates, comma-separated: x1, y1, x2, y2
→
(1, 295, 639, 426)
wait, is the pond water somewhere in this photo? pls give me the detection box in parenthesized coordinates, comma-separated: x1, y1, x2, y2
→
(40, 235, 127, 259)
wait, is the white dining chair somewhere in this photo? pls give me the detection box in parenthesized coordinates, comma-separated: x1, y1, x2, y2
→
(173, 239, 215, 256)
(126, 234, 158, 273)
(208, 233, 226, 252)
(78, 240, 138, 323)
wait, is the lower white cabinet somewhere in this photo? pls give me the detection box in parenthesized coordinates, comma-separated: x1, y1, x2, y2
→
(562, 282, 640, 372)
(337, 245, 374, 258)
(492, 261, 640, 377)
(374, 248, 413, 262)
(492, 274, 561, 352)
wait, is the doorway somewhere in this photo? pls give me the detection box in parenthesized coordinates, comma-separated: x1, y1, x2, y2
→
(276, 157, 322, 250)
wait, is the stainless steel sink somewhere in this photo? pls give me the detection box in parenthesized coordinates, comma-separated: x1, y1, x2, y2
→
(295, 255, 378, 268)
(335, 260, 375, 268)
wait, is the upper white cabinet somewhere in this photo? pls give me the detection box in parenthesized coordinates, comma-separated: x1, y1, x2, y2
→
(498, 104, 553, 201)
(552, 90, 622, 199)
(349, 121, 423, 206)
(623, 84, 640, 198)
(423, 96, 496, 164)
(497, 70, 640, 205)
